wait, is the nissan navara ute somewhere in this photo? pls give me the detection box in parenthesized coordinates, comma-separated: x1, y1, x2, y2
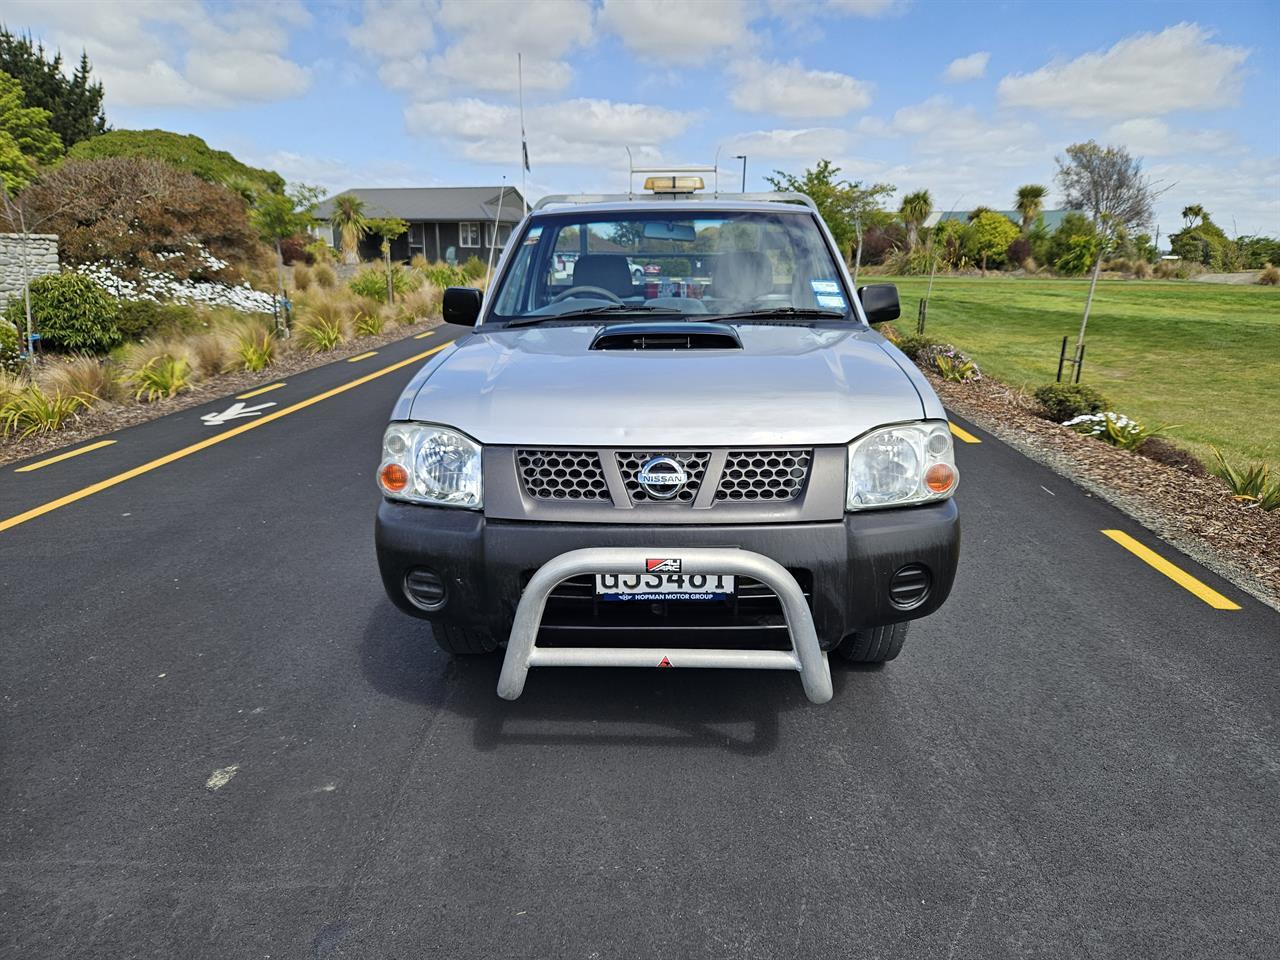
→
(374, 176, 960, 703)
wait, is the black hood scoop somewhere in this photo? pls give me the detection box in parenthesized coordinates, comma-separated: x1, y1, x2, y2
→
(590, 321, 743, 351)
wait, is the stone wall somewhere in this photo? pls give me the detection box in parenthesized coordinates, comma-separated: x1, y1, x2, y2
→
(0, 234, 59, 307)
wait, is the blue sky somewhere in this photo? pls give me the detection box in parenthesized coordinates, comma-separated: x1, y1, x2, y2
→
(4, 0, 1278, 237)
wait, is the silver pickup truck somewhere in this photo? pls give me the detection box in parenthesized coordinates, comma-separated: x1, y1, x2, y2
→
(374, 181, 959, 703)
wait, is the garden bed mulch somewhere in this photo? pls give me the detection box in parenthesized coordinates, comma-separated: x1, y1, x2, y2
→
(0, 315, 445, 469)
(928, 371, 1280, 610)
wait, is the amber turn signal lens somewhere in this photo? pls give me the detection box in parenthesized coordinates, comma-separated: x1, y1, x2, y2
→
(925, 462, 955, 494)
(380, 463, 409, 492)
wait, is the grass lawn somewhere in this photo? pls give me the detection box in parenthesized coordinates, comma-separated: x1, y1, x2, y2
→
(881, 275, 1280, 471)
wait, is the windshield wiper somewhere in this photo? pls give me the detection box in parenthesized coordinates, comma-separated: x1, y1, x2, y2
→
(708, 307, 848, 322)
(506, 304, 687, 327)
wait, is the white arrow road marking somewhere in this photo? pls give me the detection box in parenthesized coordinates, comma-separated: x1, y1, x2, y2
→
(200, 401, 277, 425)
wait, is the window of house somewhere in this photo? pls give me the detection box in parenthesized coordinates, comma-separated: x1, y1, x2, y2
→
(485, 223, 512, 248)
(459, 222, 481, 247)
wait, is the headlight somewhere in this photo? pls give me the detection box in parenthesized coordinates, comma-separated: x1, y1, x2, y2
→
(847, 421, 957, 510)
(378, 423, 482, 509)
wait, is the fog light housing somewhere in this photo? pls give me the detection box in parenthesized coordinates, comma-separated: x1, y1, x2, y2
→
(404, 567, 447, 610)
(888, 564, 931, 610)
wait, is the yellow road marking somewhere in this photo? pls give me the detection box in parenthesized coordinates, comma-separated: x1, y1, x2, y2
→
(949, 422, 981, 444)
(14, 440, 117, 473)
(237, 382, 287, 400)
(0, 343, 452, 534)
(1101, 529, 1241, 610)
(413, 329, 436, 340)
(347, 351, 377, 363)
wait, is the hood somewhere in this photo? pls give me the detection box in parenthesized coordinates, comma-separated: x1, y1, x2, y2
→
(402, 324, 928, 446)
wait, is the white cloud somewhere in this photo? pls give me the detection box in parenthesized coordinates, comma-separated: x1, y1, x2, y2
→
(729, 60, 872, 118)
(348, 0, 435, 60)
(599, 0, 755, 64)
(1148, 155, 1280, 236)
(722, 127, 851, 160)
(998, 23, 1249, 119)
(1104, 118, 1234, 157)
(248, 150, 430, 193)
(2, 0, 313, 108)
(821, 0, 908, 16)
(862, 96, 1042, 164)
(943, 52, 989, 83)
(406, 97, 694, 168)
(349, 0, 592, 96)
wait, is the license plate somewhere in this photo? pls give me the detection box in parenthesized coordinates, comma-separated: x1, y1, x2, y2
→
(595, 573, 735, 601)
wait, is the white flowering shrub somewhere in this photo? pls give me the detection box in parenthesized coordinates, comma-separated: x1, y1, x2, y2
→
(1063, 411, 1151, 451)
(79, 262, 276, 313)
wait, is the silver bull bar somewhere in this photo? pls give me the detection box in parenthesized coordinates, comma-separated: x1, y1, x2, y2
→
(496, 547, 834, 704)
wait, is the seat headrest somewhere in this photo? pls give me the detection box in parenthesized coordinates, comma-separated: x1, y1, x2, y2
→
(571, 255, 633, 296)
(712, 251, 773, 300)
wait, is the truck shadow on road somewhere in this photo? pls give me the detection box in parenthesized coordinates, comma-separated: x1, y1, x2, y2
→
(359, 603, 869, 756)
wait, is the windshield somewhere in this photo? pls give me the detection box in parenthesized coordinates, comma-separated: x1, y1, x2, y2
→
(487, 209, 853, 323)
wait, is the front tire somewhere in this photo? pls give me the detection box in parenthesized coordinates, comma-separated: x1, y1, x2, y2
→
(835, 622, 909, 663)
(431, 623, 499, 656)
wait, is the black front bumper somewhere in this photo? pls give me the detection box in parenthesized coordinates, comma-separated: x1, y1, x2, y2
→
(375, 500, 960, 650)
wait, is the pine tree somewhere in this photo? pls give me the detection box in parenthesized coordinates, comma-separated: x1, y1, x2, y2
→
(0, 28, 106, 148)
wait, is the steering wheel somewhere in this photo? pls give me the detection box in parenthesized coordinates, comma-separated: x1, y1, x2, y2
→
(550, 285, 624, 305)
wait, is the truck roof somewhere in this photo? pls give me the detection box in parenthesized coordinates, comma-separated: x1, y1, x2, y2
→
(532, 193, 818, 217)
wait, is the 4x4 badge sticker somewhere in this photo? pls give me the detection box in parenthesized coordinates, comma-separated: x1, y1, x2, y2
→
(646, 558, 681, 572)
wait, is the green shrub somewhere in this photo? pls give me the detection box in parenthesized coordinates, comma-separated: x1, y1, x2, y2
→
(460, 256, 486, 281)
(354, 310, 386, 338)
(893, 334, 942, 361)
(114, 299, 200, 341)
(295, 312, 346, 353)
(0, 320, 23, 372)
(236, 328, 277, 372)
(3, 275, 121, 353)
(0, 385, 91, 438)
(349, 266, 414, 303)
(1055, 235, 1099, 276)
(932, 351, 981, 382)
(420, 264, 462, 289)
(1034, 383, 1109, 422)
(124, 355, 193, 402)
(1209, 448, 1280, 510)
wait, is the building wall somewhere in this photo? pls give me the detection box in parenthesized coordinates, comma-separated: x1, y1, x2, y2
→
(0, 234, 59, 307)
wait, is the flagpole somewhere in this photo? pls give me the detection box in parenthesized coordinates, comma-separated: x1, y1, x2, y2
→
(518, 52, 528, 215)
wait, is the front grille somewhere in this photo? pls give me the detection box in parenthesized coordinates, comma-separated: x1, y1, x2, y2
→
(522, 570, 814, 650)
(616, 451, 711, 503)
(715, 450, 811, 501)
(517, 449, 609, 501)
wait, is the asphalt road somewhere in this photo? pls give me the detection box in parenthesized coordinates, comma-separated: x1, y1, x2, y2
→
(1, 324, 1277, 959)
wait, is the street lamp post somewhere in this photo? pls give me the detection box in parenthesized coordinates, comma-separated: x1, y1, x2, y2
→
(733, 155, 747, 192)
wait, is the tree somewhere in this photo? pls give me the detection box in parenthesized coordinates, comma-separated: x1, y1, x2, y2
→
(0, 70, 62, 191)
(898, 189, 931, 251)
(366, 217, 409, 303)
(1055, 140, 1163, 367)
(1015, 184, 1047, 232)
(1181, 204, 1207, 228)
(0, 28, 105, 148)
(765, 160, 893, 260)
(16, 157, 265, 283)
(967, 211, 1019, 273)
(330, 193, 368, 265)
(251, 183, 323, 300)
(68, 129, 285, 197)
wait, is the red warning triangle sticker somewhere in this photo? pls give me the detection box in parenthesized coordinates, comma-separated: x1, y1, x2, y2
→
(657, 656, 672, 668)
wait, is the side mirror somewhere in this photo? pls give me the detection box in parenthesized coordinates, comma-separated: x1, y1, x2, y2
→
(857, 283, 900, 324)
(443, 287, 482, 327)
